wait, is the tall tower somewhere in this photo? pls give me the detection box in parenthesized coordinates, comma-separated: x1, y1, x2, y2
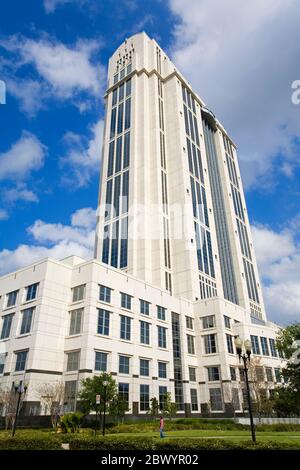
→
(95, 32, 266, 324)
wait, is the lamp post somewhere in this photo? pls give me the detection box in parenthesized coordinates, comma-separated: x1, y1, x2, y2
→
(12, 380, 28, 437)
(234, 337, 256, 443)
(102, 380, 108, 436)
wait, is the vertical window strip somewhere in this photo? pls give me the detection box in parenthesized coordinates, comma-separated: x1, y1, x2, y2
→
(115, 136, 123, 173)
(102, 225, 110, 264)
(105, 179, 113, 221)
(113, 174, 121, 218)
(110, 220, 119, 268)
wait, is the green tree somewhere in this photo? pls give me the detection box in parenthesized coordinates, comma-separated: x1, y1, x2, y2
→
(147, 397, 159, 419)
(110, 396, 129, 423)
(78, 373, 117, 416)
(162, 392, 178, 420)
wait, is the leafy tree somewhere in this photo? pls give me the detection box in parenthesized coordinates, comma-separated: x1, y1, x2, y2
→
(162, 392, 178, 420)
(37, 381, 65, 428)
(78, 373, 117, 416)
(147, 397, 159, 419)
(110, 396, 129, 423)
(276, 322, 300, 359)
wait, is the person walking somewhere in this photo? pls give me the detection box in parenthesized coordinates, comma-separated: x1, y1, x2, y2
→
(159, 415, 165, 438)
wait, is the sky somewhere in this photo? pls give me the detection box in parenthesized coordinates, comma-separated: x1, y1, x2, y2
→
(0, 0, 299, 326)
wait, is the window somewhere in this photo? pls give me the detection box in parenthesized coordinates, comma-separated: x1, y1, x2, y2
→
(232, 388, 240, 410)
(190, 389, 198, 411)
(250, 335, 261, 355)
(119, 355, 130, 374)
(0, 353, 7, 374)
(126, 78, 131, 97)
(140, 321, 150, 345)
(118, 383, 129, 404)
(157, 305, 166, 321)
(66, 351, 80, 372)
(20, 308, 34, 335)
(230, 367, 237, 381)
(97, 309, 110, 336)
(95, 352, 108, 372)
(158, 326, 167, 348)
(255, 367, 264, 382)
(226, 334, 234, 354)
(140, 299, 150, 316)
(99, 285, 111, 303)
(69, 309, 82, 336)
(186, 316, 194, 330)
(224, 315, 231, 329)
(158, 362, 167, 379)
(140, 384, 150, 411)
(269, 338, 277, 357)
(203, 334, 217, 354)
(64, 381, 77, 412)
(239, 368, 245, 382)
(189, 367, 196, 382)
(6, 290, 18, 308)
(209, 388, 223, 411)
(274, 368, 281, 383)
(187, 335, 195, 354)
(265, 367, 273, 382)
(207, 366, 220, 381)
(121, 293, 132, 310)
(159, 386, 168, 410)
(1, 314, 13, 339)
(25, 283, 38, 302)
(120, 315, 131, 341)
(15, 350, 28, 372)
(140, 359, 150, 376)
(72, 284, 85, 302)
(202, 315, 215, 329)
(260, 337, 270, 356)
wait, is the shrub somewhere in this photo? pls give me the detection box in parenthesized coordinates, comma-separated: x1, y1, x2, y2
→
(59, 412, 84, 433)
(0, 437, 62, 450)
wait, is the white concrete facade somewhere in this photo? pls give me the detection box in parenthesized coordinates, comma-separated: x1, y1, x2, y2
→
(0, 33, 284, 417)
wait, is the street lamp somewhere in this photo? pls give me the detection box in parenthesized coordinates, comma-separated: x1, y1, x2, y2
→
(234, 336, 256, 443)
(102, 380, 108, 436)
(12, 380, 28, 437)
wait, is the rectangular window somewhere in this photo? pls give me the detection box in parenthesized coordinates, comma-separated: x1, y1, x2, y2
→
(66, 351, 80, 372)
(117, 102, 124, 134)
(204, 334, 217, 354)
(189, 367, 196, 382)
(255, 367, 264, 382)
(190, 389, 198, 411)
(112, 88, 117, 106)
(158, 361, 167, 379)
(120, 68, 125, 80)
(118, 383, 129, 404)
(120, 315, 131, 341)
(186, 316, 194, 330)
(224, 315, 231, 329)
(123, 132, 130, 168)
(64, 380, 77, 412)
(69, 308, 82, 336)
(72, 284, 85, 302)
(121, 292, 132, 310)
(119, 355, 130, 374)
(157, 305, 166, 321)
(158, 326, 167, 348)
(187, 335, 195, 354)
(140, 321, 150, 345)
(107, 141, 115, 177)
(274, 368, 281, 383)
(119, 82, 124, 101)
(97, 309, 110, 336)
(140, 299, 150, 316)
(113, 73, 118, 85)
(232, 388, 240, 410)
(115, 136, 123, 173)
(1, 314, 13, 339)
(110, 107, 116, 138)
(202, 315, 215, 329)
(207, 366, 220, 381)
(251, 335, 261, 355)
(209, 388, 223, 411)
(15, 350, 28, 372)
(226, 334, 234, 354)
(120, 217, 128, 268)
(269, 338, 278, 357)
(6, 290, 18, 308)
(140, 384, 150, 411)
(110, 220, 119, 268)
(260, 337, 270, 356)
(125, 78, 131, 97)
(239, 368, 245, 382)
(25, 283, 38, 302)
(159, 386, 168, 411)
(20, 308, 34, 335)
(265, 367, 273, 382)
(124, 98, 131, 130)
(95, 352, 108, 372)
(0, 353, 7, 374)
(140, 358, 150, 376)
(99, 285, 111, 303)
(122, 172, 129, 214)
(230, 367, 237, 381)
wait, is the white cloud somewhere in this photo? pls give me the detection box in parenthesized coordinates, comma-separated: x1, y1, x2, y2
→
(7, 78, 46, 117)
(44, 0, 84, 13)
(0, 209, 8, 221)
(252, 222, 300, 324)
(169, 0, 300, 189)
(0, 207, 96, 275)
(0, 131, 46, 181)
(61, 118, 104, 187)
(3, 187, 38, 204)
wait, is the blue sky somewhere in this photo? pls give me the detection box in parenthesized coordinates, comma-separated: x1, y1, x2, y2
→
(0, 0, 300, 325)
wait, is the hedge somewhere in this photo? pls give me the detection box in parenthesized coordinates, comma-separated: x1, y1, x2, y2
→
(0, 437, 62, 450)
(69, 437, 300, 451)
